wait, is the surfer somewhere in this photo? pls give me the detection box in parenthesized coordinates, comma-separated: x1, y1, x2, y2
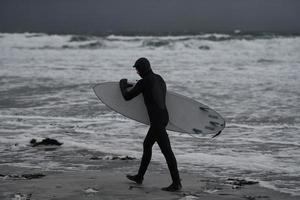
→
(119, 57, 182, 191)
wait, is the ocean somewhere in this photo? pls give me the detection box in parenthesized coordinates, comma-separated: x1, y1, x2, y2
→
(0, 32, 299, 195)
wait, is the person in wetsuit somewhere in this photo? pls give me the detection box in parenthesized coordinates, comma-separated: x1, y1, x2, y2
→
(119, 57, 182, 191)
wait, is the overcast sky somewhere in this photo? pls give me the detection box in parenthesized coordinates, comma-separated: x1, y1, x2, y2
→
(1, 0, 299, 35)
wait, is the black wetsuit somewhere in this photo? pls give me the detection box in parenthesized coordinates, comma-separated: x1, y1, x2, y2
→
(120, 70, 180, 184)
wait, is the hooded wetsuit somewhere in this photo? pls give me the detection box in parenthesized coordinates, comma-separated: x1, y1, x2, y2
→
(119, 61, 180, 185)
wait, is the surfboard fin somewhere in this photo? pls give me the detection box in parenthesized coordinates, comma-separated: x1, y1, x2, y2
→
(209, 121, 220, 126)
(199, 106, 209, 111)
(212, 130, 222, 138)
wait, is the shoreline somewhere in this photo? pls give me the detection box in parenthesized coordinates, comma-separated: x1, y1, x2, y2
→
(1, 161, 298, 200)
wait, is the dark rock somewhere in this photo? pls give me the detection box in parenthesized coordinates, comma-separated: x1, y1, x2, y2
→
(90, 156, 101, 160)
(226, 178, 259, 187)
(22, 173, 45, 179)
(102, 155, 136, 160)
(90, 155, 136, 160)
(198, 45, 210, 50)
(30, 138, 63, 147)
(119, 156, 136, 160)
(2, 173, 45, 180)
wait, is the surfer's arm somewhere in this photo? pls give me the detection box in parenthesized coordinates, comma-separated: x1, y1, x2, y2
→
(120, 79, 143, 101)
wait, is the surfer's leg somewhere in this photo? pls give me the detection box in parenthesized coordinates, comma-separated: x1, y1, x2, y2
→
(137, 127, 156, 178)
(156, 128, 181, 187)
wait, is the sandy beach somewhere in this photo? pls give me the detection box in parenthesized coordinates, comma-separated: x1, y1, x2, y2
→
(0, 155, 298, 200)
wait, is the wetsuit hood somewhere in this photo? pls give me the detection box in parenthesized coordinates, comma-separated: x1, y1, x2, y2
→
(133, 57, 153, 78)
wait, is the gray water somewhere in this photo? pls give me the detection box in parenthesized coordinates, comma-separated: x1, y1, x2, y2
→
(0, 33, 299, 195)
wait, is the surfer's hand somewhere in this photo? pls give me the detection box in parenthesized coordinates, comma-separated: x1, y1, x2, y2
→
(119, 79, 128, 90)
(127, 83, 133, 87)
(120, 79, 132, 88)
(120, 79, 127, 84)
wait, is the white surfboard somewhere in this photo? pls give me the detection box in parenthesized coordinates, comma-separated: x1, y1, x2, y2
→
(93, 82, 225, 137)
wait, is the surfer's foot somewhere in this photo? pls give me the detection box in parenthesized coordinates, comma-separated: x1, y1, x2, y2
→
(126, 174, 143, 184)
(161, 182, 182, 192)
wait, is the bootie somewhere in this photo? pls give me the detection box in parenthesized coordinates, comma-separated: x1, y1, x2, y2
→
(126, 174, 143, 184)
(161, 182, 182, 192)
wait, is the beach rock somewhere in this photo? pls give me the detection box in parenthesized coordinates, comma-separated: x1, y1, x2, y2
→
(198, 45, 210, 50)
(104, 155, 136, 160)
(1, 173, 45, 180)
(22, 173, 45, 179)
(30, 138, 63, 147)
(91, 155, 136, 160)
(226, 178, 259, 188)
(118, 155, 136, 160)
(90, 156, 101, 160)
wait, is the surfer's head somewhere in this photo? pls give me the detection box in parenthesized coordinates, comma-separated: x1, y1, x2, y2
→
(133, 57, 152, 78)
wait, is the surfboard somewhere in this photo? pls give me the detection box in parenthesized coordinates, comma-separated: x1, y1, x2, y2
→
(93, 82, 225, 137)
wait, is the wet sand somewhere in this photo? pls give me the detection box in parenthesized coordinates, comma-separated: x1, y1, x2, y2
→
(0, 161, 298, 200)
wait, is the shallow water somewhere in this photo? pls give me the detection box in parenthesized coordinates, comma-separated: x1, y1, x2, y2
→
(0, 33, 299, 195)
